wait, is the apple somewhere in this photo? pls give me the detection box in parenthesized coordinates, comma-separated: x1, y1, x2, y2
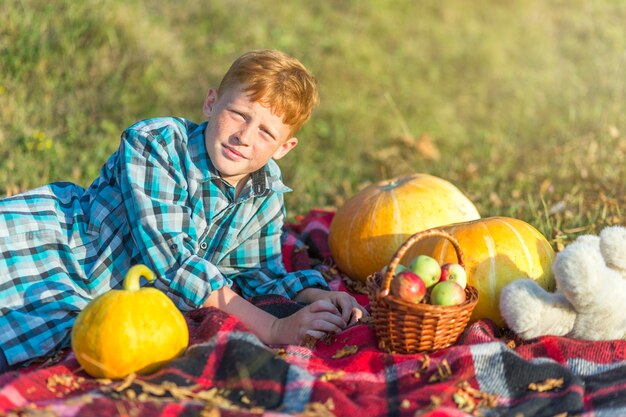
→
(390, 271, 427, 304)
(380, 263, 408, 275)
(408, 255, 441, 288)
(439, 263, 467, 289)
(430, 281, 466, 306)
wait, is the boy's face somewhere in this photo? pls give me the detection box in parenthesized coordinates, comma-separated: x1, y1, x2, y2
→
(203, 84, 298, 190)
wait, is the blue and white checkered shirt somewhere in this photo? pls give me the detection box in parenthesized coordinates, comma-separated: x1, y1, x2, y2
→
(0, 117, 327, 366)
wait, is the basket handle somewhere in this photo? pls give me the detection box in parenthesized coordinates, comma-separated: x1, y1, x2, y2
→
(379, 229, 465, 297)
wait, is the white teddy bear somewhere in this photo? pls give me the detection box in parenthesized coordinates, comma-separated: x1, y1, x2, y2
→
(500, 225, 626, 340)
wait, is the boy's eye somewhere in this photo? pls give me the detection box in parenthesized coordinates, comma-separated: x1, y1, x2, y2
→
(261, 128, 275, 140)
(229, 109, 245, 119)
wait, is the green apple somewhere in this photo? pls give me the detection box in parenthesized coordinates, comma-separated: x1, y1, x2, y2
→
(408, 255, 441, 288)
(430, 281, 466, 306)
(380, 264, 407, 275)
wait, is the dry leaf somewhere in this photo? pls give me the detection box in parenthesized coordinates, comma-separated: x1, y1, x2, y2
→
(489, 192, 502, 208)
(303, 334, 318, 349)
(453, 390, 476, 412)
(6, 404, 58, 417)
(319, 370, 346, 382)
(428, 359, 452, 383)
(46, 374, 84, 394)
(455, 380, 499, 411)
(302, 398, 335, 417)
(528, 378, 564, 392)
(332, 345, 358, 359)
(539, 179, 554, 194)
(415, 133, 440, 161)
(430, 395, 442, 408)
(200, 408, 221, 417)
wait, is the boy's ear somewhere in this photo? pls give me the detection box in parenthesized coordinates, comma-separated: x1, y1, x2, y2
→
(272, 137, 299, 160)
(202, 88, 218, 117)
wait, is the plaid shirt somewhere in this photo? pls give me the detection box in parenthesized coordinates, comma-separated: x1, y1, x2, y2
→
(0, 117, 327, 366)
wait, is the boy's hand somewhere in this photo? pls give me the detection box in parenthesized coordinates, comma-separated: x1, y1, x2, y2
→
(271, 300, 346, 345)
(294, 288, 369, 327)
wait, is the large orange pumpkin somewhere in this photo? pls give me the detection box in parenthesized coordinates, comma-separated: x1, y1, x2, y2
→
(403, 217, 556, 326)
(329, 173, 480, 282)
(71, 265, 189, 379)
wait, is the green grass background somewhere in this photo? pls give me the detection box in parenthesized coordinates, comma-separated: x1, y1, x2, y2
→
(2, 0, 625, 248)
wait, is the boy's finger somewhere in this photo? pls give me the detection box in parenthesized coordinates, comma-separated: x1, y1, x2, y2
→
(309, 299, 340, 315)
(337, 298, 354, 323)
(314, 311, 346, 330)
(348, 306, 369, 326)
(310, 319, 344, 334)
(347, 307, 362, 326)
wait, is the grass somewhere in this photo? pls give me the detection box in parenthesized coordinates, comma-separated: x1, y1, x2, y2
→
(1, 0, 625, 248)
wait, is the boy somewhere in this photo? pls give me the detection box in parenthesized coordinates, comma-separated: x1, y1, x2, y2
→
(0, 50, 366, 372)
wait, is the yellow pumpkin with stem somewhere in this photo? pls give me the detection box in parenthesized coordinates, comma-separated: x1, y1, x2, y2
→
(71, 264, 189, 379)
(403, 217, 556, 326)
(329, 173, 480, 282)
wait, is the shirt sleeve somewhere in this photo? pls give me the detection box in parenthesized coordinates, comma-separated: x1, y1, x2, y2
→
(223, 193, 329, 300)
(118, 123, 227, 310)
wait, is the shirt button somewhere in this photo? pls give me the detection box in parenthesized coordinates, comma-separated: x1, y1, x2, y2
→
(200, 242, 208, 250)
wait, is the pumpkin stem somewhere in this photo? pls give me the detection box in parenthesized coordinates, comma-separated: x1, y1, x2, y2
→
(123, 264, 156, 291)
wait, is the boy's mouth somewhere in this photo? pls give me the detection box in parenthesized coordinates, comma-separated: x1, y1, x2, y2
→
(222, 144, 247, 160)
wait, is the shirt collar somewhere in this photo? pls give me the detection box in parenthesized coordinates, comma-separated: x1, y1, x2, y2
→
(187, 121, 292, 199)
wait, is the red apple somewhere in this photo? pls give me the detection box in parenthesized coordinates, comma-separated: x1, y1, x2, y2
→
(390, 271, 427, 304)
(430, 281, 466, 306)
(408, 255, 441, 288)
(439, 263, 467, 289)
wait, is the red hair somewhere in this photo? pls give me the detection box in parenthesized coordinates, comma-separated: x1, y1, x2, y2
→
(218, 50, 319, 136)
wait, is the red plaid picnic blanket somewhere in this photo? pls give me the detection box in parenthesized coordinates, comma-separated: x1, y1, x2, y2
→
(2, 209, 626, 416)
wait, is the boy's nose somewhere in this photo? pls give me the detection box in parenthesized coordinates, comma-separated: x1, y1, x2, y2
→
(236, 125, 253, 145)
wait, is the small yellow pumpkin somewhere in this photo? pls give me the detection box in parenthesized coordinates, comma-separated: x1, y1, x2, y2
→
(329, 173, 480, 282)
(404, 217, 556, 326)
(71, 265, 189, 379)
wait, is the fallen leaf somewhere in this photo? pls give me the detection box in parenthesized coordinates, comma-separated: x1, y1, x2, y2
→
(528, 378, 564, 392)
(303, 334, 318, 349)
(332, 345, 358, 359)
(302, 398, 335, 417)
(46, 374, 84, 394)
(319, 370, 346, 382)
(428, 359, 452, 382)
(415, 133, 440, 161)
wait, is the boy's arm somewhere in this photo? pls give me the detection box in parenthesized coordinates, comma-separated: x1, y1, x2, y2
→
(226, 194, 329, 299)
(225, 194, 367, 327)
(203, 285, 347, 345)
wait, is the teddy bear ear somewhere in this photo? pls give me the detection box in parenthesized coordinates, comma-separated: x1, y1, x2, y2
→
(574, 234, 600, 246)
(599, 226, 626, 275)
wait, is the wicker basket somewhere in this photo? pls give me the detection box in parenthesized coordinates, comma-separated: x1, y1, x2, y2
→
(366, 229, 479, 354)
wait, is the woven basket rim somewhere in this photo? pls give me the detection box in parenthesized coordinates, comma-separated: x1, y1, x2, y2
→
(376, 228, 465, 298)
